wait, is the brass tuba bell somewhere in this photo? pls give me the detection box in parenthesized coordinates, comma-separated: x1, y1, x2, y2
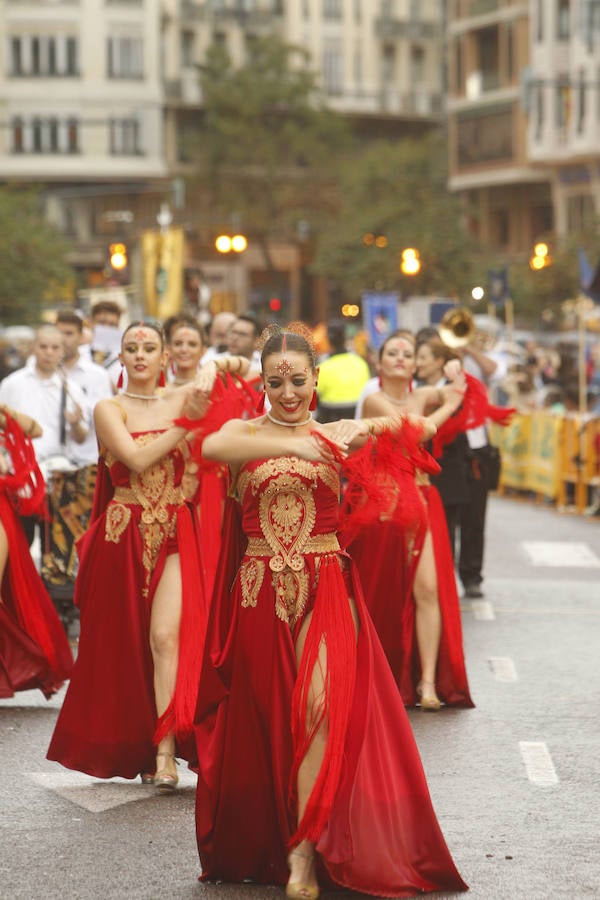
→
(438, 307, 475, 349)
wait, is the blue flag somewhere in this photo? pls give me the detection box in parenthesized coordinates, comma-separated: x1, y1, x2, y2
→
(578, 248, 600, 302)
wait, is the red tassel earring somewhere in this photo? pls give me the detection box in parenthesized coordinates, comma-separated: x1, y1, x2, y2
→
(256, 390, 266, 414)
(158, 369, 166, 388)
(117, 367, 124, 390)
(309, 389, 317, 411)
(408, 378, 414, 393)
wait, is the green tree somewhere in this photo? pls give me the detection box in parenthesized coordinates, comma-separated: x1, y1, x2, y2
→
(189, 37, 349, 273)
(0, 186, 75, 324)
(311, 132, 489, 303)
(507, 226, 600, 327)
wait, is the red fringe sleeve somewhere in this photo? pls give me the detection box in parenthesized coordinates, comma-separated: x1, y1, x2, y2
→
(0, 413, 47, 518)
(175, 373, 260, 473)
(432, 373, 515, 458)
(331, 421, 440, 549)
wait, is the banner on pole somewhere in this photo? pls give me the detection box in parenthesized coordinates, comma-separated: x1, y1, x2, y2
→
(362, 292, 399, 350)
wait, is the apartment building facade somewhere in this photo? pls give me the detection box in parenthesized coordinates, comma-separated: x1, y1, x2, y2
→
(446, 0, 554, 260)
(526, 0, 600, 238)
(0, 0, 446, 316)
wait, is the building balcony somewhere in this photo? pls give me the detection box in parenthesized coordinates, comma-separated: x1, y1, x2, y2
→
(180, 0, 284, 25)
(326, 87, 443, 119)
(374, 16, 440, 41)
(468, 0, 499, 15)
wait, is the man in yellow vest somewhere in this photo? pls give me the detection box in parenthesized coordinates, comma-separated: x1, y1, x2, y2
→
(316, 320, 370, 423)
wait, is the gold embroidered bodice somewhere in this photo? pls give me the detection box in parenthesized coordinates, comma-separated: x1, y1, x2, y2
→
(103, 431, 189, 596)
(236, 457, 341, 626)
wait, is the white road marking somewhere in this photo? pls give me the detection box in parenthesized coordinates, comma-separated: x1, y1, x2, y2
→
(488, 656, 518, 682)
(521, 541, 600, 568)
(519, 741, 559, 786)
(472, 600, 495, 620)
(27, 769, 197, 812)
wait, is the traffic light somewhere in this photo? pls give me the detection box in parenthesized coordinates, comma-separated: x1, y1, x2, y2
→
(530, 242, 551, 270)
(269, 297, 281, 312)
(400, 247, 421, 275)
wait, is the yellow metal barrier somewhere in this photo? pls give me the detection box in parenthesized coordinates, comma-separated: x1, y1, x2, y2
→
(491, 412, 599, 514)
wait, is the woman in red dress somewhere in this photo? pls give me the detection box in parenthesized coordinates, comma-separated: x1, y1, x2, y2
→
(47, 322, 248, 790)
(350, 331, 474, 711)
(195, 326, 468, 899)
(0, 406, 73, 698)
(165, 315, 257, 601)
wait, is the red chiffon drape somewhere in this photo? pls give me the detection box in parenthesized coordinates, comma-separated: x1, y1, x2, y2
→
(0, 493, 73, 698)
(47, 433, 207, 778)
(194, 458, 468, 896)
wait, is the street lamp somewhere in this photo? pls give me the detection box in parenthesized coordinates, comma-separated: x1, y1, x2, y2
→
(400, 247, 421, 275)
(530, 242, 551, 270)
(215, 233, 248, 254)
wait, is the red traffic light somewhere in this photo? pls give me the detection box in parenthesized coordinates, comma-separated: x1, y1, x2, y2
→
(269, 297, 281, 312)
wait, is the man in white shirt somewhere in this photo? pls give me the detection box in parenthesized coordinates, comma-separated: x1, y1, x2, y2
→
(0, 324, 90, 547)
(225, 314, 262, 370)
(55, 309, 114, 465)
(0, 324, 90, 466)
(201, 311, 237, 364)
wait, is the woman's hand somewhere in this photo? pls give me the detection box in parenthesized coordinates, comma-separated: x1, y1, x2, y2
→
(443, 358, 463, 382)
(181, 386, 210, 421)
(294, 433, 340, 463)
(320, 418, 369, 450)
(194, 360, 218, 395)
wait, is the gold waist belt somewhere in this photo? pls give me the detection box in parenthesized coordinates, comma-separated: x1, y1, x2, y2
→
(245, 533, 340, 558)
(112, 484, 184, 515)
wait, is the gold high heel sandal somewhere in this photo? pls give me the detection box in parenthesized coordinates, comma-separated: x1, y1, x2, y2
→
(417, 680, 442, 712)
(286, 849, 319, 900)
(154, 752, 178, 794)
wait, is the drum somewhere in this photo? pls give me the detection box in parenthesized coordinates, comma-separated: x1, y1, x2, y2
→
(41, 463, 97, 629)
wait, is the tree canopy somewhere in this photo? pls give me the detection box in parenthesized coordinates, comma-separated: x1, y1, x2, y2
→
(189, 36, 349, 265)
(0, 187, 75, 325)
(311, 132, 490, 304)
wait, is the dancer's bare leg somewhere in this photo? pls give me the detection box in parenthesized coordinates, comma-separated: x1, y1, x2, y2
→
(150, 553, 182, 777)
(289, 595, 359, 892)
(413, 530, 442, 703)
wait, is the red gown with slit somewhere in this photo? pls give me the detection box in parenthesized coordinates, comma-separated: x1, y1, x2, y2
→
(47, 431, 207, 778)
(194, 454, 468, 896)
(0, 414, 73, 698)
(346, 435, 474, 709)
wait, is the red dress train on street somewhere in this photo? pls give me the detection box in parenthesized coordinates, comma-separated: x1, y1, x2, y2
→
(194, 454, 468, 896)
(0, 414, 73, 699)
(47, 430, 207, 778)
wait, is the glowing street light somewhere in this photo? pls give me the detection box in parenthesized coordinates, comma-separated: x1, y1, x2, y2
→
(400, 247, 421, 276)
(215, 233, 248, 254)
(471, 286, 485, 302)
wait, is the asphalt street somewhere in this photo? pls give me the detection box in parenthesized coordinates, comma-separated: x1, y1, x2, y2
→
(1, 496, 599, 900)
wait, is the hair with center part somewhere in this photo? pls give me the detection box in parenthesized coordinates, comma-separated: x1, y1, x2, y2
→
(121, 320, 165, 348)
(378, 329, 416, 360)
(166, 315, 206, 345)
(261, 331, 316, 372)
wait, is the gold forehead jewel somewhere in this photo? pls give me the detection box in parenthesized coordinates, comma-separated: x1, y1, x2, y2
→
(275, 358, 293, 376)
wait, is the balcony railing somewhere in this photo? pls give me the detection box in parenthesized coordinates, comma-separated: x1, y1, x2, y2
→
(374, 17, 440, 41)
(468, 0, 499, 15)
